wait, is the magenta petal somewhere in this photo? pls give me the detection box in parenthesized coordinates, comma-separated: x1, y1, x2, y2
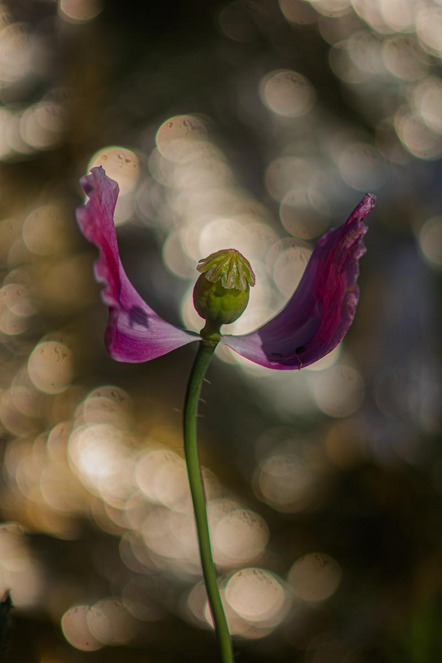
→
(76, 167, 198, 362)
(222, 194, 376, 369)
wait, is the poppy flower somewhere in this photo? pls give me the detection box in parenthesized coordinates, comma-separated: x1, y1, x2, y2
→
(76, 166, 375, 369)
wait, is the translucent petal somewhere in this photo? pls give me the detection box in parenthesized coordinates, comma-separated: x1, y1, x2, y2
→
(76, 167, 198, 362)
(222, 194, 376, 369)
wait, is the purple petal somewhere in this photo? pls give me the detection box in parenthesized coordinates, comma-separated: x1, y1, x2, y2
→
(76, 166, 198, 362)
(222, 194, 376, 369)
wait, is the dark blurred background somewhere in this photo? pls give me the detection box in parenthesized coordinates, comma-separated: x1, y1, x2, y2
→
(0, 0, 441, 661)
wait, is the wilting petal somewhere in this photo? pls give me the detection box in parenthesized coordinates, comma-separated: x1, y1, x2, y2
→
(222, 194, 376, 369)
(76, 167, 198, 362)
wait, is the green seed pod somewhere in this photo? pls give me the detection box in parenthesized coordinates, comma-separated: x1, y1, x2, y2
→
(193, 249, 255, 336)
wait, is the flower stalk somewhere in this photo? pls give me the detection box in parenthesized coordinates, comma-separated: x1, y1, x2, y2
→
(183, 338, 234, 663)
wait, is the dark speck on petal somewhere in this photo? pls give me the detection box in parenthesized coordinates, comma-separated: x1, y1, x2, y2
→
(129, 306, 149, 328)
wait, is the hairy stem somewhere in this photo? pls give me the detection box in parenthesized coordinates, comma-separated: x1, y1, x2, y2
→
(183, 339, 234, 663)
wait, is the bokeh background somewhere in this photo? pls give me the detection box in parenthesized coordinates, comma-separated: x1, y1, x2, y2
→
(0, 0, 441, 661)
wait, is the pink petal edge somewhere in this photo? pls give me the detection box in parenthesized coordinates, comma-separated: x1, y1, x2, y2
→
(222, 194, 376, 369)
(76, 166, 198, 362)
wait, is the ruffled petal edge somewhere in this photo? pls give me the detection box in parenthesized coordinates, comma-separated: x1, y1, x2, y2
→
(76, 167, 198, 363)
(222, 194, 376, 369)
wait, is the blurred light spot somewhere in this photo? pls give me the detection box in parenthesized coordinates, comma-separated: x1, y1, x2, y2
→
(187, 582, 211, 626)
(1, 283, 34, 322)
(260, 70, 315, 118)
(225, 568, 287, 625)
(147, 147, 175, 187)
(7, 237, 30, 268)
(190, 580, 282, 639)
(3, 435, 32, 480)
(212, 508, 269, 566)
(199, 217, 254, 258)
(288, 552, 341, 602)
(0, 5, 9, 31)
(69, 423, 135, 501)
(314, 365, 365, 417)
(173, 140, 222, 169)
(254, 453, 315, 512)
(0, 523, 25, 561)
(318, 10, 362, 45)
(0, 306, 28, 337)
(265, 157, 311, 202)
(379, 0, 419, 33)
(0, 23, 32, 83)
(338, 143, 386, 191)
(5, 111, 31, 157)
(173, 146, 232, 191)
(0, 216, 16, 263)
(0, 110, 14, 160)
(382, 36, 428, 81)
(375, 117, 411, 165)
(163, 230, 195, 279)
(351, 0, 387, 33)
(218, 2, 258, 42)
(0, 523, 44, 608)
(10, 378, 41, 421)
(329, 41, 370, 85)
(411, 78, 442, 135)
(177, 186, 266, 231)
(119, 531, 150, 572)
(419, 216, 442, 268)
(279, 0, 318, 25)
(14, 453, 43, 501)
(28, 341, 72, 395)
(78, 385, 133, 429)
(58, 0, 103, 23)
(46, 421, 72, 461)
(20, 101, 65, 150)
(156, 115, 208, 161)
(0, 391, 34, 435)
(87, 597, 136, 645)
(40, 461, 82, 514)
(141, 508, 199, 565)
(347, 30, 384, 78)
(416, 6, 442, 57)
(88, 147, 139, 195)
(23, 204, 67, 256)
(280, 193, 329, 239)
(308, 0, 350, 18)
(272, 241, 312, 296)
(91, 498, 125, 535)
(61, 605, 103, 651)
(394, 108, 442, 160)
(181, 284, 203, 333)
(135, 448, 191, 511)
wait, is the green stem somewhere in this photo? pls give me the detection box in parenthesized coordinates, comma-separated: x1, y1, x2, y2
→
(183, 339, 234, 663)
